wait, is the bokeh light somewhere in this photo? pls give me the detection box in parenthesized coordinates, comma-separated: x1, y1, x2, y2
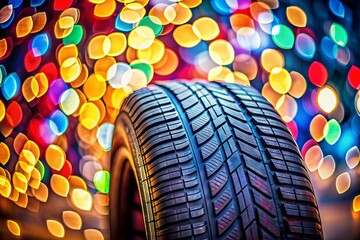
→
(310, 114, 328, 142)
(348, 65, 360, 90)
(45, 144, 66, 171)
(324, 119, 341, 145)
(128, 26, 155, 50)
(71, 188, 93, 211)
(308, 61, 328, 87)
(329, 23, 348, 47)
(295, 33, 316, 59)
(269, 67, 292, 94)
(329, 0, 345, 18)
(271, 24, 295, 49)
(286, 6, 307, 27)
(276, 95, 297, 123)
(47, 220, 65, 238)
(0, 142, 10, 165)
(261, 49, 284, 72)
(173, 24, 200, 48)
(318, 155, 336, 180)
(354, 195, 360, 213)
(192, 17, 220, 41)
(233, 54, 258, 80)
(84, 229, 104, 240)
(317, 86, 338, 113)
(60, 88, 80, 115)
(305, 145, 323, 172)
(209, 40, 235, 66)
(93, 170, 110, 194)
(356, 91, 360, 115)
(346, 146, 360, 169)
(62, 211, 82, 230)
(288, 71, 307, 98)
(7, 220, 21, 236)
(335, 172, 351, 194)
(50, 174, 70, 197)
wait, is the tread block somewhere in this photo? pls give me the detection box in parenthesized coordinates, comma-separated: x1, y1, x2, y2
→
(191, 112, 210, 132)
(226, 152, 241, 173)
(149, 167, 183, 187)
(222, 138, 237, 158)
(257, 208, 280, 237)
(176, 89, 193, 101)
(216, 205, 237, 235)
(282, 203, 320, 222)
(186, 103, 205, 120)
(196, 124, 214, 145)
(200, 93, 214, 109)
(139, 121, 182, 144)
(225, 110, 248, 127)
(269, 159, 309, 179)
(285, 219, 322, 237)
(242, 153, 267, 178)
(154, 193, 187, 213)
(237, 189, 255, 220)
(274, 172, 312, 191)
(226, 223, 242, 239)
(192, 222, 207, 236)
(231, 170, 242, 195)
(145, 139, 189, 162)
(204, 148, 224, 177)
(238, 141, 262, 161)
(136, 112, 178, 136)
(142, 129, 185, 154)
(244, 220, 259, 239)
(209, 168, 228, 197)
(181, 95, 198, 109)
(147, 151, 193, 175)
(252, 188, 276, 217)
(279, 187, 317, 206)
(234, 128, 257, 147)
(213, 186, 232, 215)
(213, 115, 227, 128)
(217, 124, 232, 143)
(200, 136, 219, 160)
(248, 171, 271, 197)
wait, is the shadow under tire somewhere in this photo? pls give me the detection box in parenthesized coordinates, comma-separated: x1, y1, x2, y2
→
(110, 81, 323, 240)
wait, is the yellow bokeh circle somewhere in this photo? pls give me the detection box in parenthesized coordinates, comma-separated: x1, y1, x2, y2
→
(128, 26, 155, 50)
(209, 40, 235, 65)
(269, 67, 292, 94)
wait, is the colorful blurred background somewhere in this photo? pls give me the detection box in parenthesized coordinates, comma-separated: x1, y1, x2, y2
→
(0, 0, 359, 239)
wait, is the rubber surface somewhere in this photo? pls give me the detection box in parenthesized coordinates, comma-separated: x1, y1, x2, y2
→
(112, 81, 323, 239)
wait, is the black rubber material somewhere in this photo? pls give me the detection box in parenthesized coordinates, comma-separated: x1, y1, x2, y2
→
(111, 81, 323, 239)
(115, 159, 146, 240)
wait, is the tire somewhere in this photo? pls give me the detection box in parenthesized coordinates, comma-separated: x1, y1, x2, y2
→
(110, 81, 323, 240)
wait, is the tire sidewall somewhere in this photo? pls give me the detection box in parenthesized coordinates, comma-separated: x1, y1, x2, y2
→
(110, 112, 156, 239)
